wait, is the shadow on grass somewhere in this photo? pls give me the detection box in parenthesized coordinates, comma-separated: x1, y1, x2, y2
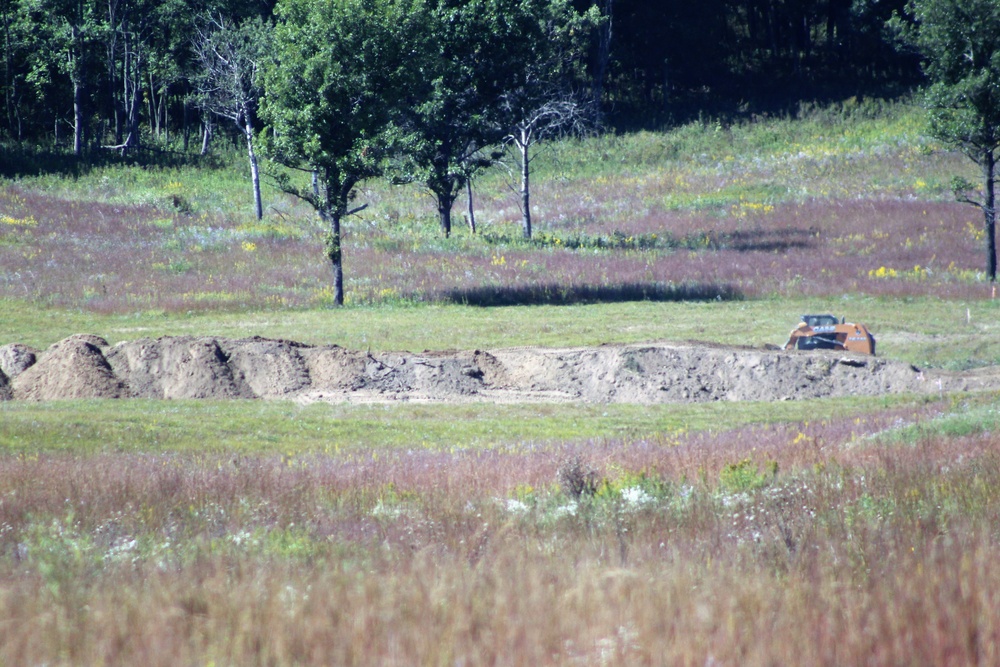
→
(724, 229, 814, 253)
(441, 282, 744, 307)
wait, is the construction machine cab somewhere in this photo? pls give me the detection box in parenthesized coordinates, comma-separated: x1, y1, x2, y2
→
(800, 314, 840, 327)
(784, 314, 876, 355)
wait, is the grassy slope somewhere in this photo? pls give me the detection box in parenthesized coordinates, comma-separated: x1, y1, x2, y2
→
(2, 99, 996, 357)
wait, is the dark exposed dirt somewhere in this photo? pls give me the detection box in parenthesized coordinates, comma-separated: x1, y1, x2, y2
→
(3, 334, 999, 404)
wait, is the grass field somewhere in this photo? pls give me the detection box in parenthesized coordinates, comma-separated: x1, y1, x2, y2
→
(2, 99, 1000, 665)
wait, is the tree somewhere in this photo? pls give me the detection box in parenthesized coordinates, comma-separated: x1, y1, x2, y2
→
(192, 15, 270, 220)
(2, 0, 29, 140)
(102, 0, 162, 152)
(260, 0, 418, 306)
(505, 98, 589, 239)
(499, 0, 598, 239)
(398, 0, 550, 238)
(891, 0, 1000, 282)
(19, 0, 105, 155)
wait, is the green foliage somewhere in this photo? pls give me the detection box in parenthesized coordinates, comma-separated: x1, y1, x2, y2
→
(719, 458, 778, 493)
(484, 227, 793, 252)
(390, 0, 595, 237)
(21, 512, 101, 596)
(249, 525, 328, 560)
(892, 0, 1000, 279)
(875, 397, 1000, 444)
(893, 0, 1000, 154)
(261, 0, 416, 187)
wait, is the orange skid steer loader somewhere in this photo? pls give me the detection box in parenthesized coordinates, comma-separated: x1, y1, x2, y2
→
(784, 314, 876, 355)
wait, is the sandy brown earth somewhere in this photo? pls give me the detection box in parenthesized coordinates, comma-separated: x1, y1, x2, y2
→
(2, 333, 999, 404)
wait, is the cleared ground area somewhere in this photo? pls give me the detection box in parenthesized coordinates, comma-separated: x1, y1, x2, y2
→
(3, 333, 998, 403)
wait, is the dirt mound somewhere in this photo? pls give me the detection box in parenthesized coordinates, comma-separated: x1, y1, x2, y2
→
(0, 343, 39, 379)
(4, 334, 998, 403)
(106, 337, 253, 399)
(431, 344, 941, 403)
(219, 337, 311, 398)
(12, 334, 126, 400)
(299, 347, 488, 401)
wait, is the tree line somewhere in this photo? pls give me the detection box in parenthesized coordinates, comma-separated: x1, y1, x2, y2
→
(1, 0, 921, 157)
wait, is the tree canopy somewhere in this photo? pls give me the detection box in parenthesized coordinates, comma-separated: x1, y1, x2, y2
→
(393, 0, 541, 237)
(0, 0, 925, 159)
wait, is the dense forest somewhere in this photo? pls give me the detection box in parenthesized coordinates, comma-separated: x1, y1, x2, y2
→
(0, 0, 920, 156)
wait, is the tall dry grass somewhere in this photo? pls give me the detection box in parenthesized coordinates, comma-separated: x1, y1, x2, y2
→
(2, 401, 999, 665)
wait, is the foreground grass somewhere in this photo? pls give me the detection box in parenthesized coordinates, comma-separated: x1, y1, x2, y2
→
(0, 396, 998, 665)
(0, 393, 940, 455)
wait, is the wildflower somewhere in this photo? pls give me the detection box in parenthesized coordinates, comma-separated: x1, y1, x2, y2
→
(620, 486, 655, 509)
(0, 214, 37, 227)
(504, 499, 529, 514)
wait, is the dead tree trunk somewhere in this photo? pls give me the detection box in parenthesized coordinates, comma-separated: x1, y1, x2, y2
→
(71, 25, 84, 157)
(200, 117, 212, 155)
(519, 132, 534, 239)
(243, 109, 263, 220)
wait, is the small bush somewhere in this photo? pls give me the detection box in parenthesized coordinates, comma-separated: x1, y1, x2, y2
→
(719, 458, 778, 493)
(557, 455, 599, 499)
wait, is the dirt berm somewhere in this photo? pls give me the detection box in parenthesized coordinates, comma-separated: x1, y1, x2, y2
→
(2, 334, 998, 404)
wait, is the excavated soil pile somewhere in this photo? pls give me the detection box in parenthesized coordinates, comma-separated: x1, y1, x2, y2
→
(7, 335, 126, 401)
(3, 334, 999, 404)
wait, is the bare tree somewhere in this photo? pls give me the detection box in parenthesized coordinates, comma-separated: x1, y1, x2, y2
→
(192, 15, 270, 220)
(458, 143, 500, 235)
(505, 96, 590, 239)
(498, 0, 600, 239)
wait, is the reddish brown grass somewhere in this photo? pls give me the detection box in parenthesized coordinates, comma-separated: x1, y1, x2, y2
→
(2, 402, 999, 665)
(1, 179, 990, 313)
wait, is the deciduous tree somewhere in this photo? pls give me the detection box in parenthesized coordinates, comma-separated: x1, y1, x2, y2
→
(891, 0, 1000, 281)
(260, 0, 418, 306)
(397, 0, 548, 238)
(19, 0, 105, 155)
